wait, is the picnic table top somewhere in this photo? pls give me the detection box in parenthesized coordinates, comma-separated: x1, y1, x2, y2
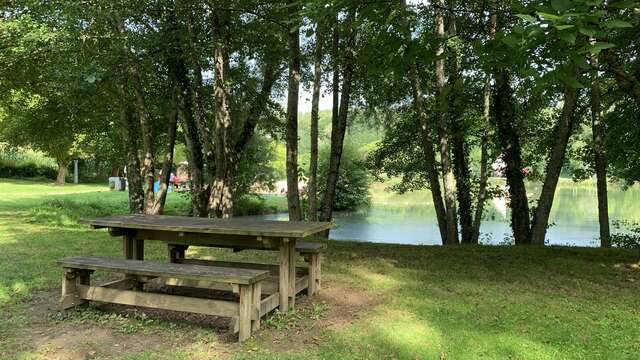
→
(79, 214, 332, 238)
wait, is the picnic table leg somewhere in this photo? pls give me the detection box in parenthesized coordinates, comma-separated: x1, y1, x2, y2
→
(123, 233, 143, 290)
(288, 240, 297, 309)
(279, 238, 290, 312)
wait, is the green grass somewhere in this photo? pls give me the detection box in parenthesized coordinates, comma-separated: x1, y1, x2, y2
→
(0, 178, 639, 359)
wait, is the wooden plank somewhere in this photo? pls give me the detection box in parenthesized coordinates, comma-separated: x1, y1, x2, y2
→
(79, 215, 332, 238)
(238, 284, 253, 342)
(149, 277, 232, 292)
(279, 241, 290, 312)
(58, 257, 268, 285)
(77, 285, 239, 318)
(178, 258, 308, 276)
(288, 241, 297, 309)
(260, 292, 280, 317)
(59, 269, 84, 310)
(136, 230, 279, 250)
(296, 242, 327, 253)
(296, 275, 308, 294)
(100, 278, 136, 290)
(252, 282, 261, 331)
(308, 253, 321, 296)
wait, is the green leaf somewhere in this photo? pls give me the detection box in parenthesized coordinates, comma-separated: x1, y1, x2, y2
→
(515, 14, 536, 23)
(610, 0, 637, 9)
(558, 31, 576, 44)
(588, 42, 616, 54)
(551, 0, 573, 12)
(578, 27, 597, 37)
(501, 35, 521, 48)
(565, 77, 585, 89)
(602, 19, 633, 29)
(537, 12, 561, 21)
(555, 25, 575, 30)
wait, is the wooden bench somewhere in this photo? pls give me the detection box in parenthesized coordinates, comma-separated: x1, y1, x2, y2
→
(57, 256, 268, 342)
(296, 242, 326, 296)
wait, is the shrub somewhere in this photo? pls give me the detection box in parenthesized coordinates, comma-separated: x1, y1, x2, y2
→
(317, 144, 371, 212)
(0, 159, 57, 180)
(611, 220, 640, 250)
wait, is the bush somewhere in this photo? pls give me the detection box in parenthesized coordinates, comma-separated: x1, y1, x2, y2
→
(0, 159, 57, 180)
(611, 220, 640, 250)
(317, 144, 371, 212)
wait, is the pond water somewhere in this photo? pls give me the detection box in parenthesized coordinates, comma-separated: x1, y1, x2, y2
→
(257, 180, 640, 247)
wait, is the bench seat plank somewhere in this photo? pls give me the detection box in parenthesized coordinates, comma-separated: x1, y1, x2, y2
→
(58, 257, 268, 285)
(296, 242, 326, 253)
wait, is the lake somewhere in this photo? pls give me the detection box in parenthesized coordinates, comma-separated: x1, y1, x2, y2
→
(258, 179, 640, 247)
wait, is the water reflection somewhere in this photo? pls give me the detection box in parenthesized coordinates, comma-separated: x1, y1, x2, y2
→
(258, 182, 640, 247)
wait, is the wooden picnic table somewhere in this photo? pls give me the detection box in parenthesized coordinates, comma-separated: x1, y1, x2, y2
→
(78, 214, 332, 312)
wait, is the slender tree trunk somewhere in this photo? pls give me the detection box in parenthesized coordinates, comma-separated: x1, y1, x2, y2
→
(55, 159, 68, 185)
(321, 12, 355, 223)
(309, 25, 323, 221)
(591, 51, 611, 248)
(530, 76, 580, 245)
(151, 81, 179, 215)
(118, 86, 144, 214)
(285, 0, 302, 221)
(434, 0, 459, 244)
(180, 88, 208, 217)
(494, 69, 531, 244)
(209, 12, 235, 218)
(447, 9, 473, 244)
(471, 0, 497, 244)
(125, 56, 155, 214)
(408, 56, 448, 244)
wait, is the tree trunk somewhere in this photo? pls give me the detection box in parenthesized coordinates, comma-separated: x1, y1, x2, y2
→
(209, 11, 235, 219)
(55, 159, 68, 185)
(494, 69, 531, 244)
(471, 0, 497, 244)
(434, 0, 459, 245)
(447, 10, 473, 244)
(591, 51, 611, 248)
(180, 88, 209, 217)
(309, 24, 323, 222)
(530, 76, 580, 245)
(401, 0, 447, 242)
(118, 85, 144, 214)
(285, 0, 303, 221)
(321, 12, 355, 223)
(151, 80, 179, 215)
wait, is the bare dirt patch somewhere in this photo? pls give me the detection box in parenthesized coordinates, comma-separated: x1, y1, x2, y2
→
(256, 281, 381, 353)
(8, 281, 378, 359)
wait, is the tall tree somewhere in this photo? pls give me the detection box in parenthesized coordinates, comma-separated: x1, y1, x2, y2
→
(590, 48, 610, 248)
(434, 0, 459, 244)
(285, 0, 302, 221)
(308, 21, 324, 222)
(321, 10, 356, 223)
(471, 0, 497, 244)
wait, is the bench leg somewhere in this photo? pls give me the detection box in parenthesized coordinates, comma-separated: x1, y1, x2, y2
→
(251, 282, 262, 331)
(279, 241, 290, 312)
(60, 269, 91, 310)
(308, 253, 322, 296)
(238, 284, 254, 342)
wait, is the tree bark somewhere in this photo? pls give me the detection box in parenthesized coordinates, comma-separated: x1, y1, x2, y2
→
(209, 11, 235, 218)
(308, 24, 323, 222)
(590, 51, 611, 248)
(401, 0, 447, 242)
(494, 69, 531, 244)
(530, 76, 580, 245)
(434, 0, 459, 244)
(118, 85, 144, 214)
(447, 9, 473, 244)
(320, 12, 355, 223)
(471, 0, 497, 244)
(285, 0, 303, 221)
(151, 80, 179, 215)
(55, 159, 68, 185)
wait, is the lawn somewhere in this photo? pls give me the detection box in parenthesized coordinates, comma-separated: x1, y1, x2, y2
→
(0, 178, 639, 359)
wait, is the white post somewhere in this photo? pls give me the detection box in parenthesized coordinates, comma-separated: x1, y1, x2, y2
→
(73, 160, 79, 184)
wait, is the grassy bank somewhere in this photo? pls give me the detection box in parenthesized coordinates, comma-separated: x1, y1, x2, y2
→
(0, 179, 639, 359)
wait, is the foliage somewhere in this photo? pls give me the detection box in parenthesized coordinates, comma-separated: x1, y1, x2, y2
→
(0, 147, 58, 180)
(611, 220, 640, 250)
(318, 144, 371, 211)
